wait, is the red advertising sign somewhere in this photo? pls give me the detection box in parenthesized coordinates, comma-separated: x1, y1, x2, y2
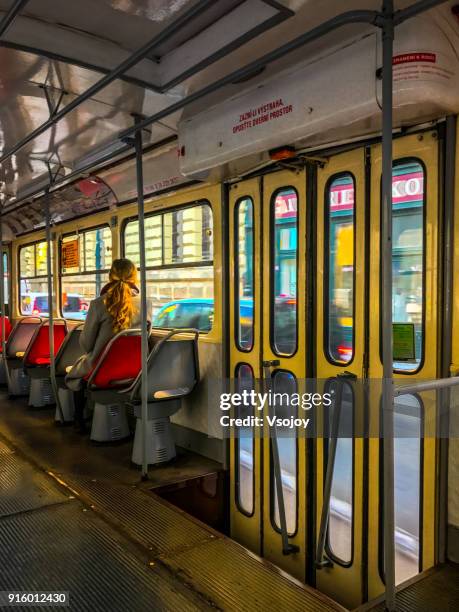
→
(393, 53, 436, 65)
(327, 171, 423, 213)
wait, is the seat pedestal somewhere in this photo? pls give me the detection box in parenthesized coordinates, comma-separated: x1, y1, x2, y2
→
(54, 388, 75, 423)
(131, 400, 181, 466)
(0, 355, 7, 385)
(29, 377, 54, 408)
(8, 368, 30, 396)
(90, 402, 130, 442)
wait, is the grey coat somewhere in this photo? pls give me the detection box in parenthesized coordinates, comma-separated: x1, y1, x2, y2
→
(65, 294, 141, 391)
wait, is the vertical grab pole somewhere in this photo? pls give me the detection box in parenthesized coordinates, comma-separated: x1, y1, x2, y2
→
(44, 196, 64, 424)
(381, 2, 396, 611)
(133, 117, 150, 480)
(0, 215, 9, 387)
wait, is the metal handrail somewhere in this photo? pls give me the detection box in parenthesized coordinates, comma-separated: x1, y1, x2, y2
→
(393, 375, 459, 396)
(263, 359, 299, 556)
(0, 0, 30, 37)
(316, 372, 356, 569)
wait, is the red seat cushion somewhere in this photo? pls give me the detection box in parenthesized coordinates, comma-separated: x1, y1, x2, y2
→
(25, 325, 67, 366)
(88, 335, 141, 389)
(35, 357, 51, 365)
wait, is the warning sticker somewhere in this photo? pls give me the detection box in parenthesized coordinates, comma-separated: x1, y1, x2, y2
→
(232, 98, 293, 134)
(62, 238, 79, 269)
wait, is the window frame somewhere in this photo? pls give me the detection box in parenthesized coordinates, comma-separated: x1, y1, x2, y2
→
(121, 200, 214, 271)
(2, 250, 10, 314)
(323, 379, 355, 567)
(18, 238, 52, 316)
(323, 172, 357, 367)
(121, 200, 214, 333)
(269, 186, 299, 358)
(59, 223, 113, 319)
(234, 362, 256, 517)
(234, 196, 255, 353)
(269, 369, 299, 537)
(379, 157, 427, 375)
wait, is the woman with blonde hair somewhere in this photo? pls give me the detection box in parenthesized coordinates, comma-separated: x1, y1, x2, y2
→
(66, 258, 142, 431)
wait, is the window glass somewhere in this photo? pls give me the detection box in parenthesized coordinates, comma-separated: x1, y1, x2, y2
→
(326, 174, 355, 364)
(3, 252, 8, 306)
(61, 227, 112, 320)
(164, 206, 213, 264)
(19, 241, 53, 316)
(272, 189, 298, 356)
(326, 382, 353, 564)
(20, 245, 35, 278)
(123, 203, 214, 332)
(235, 198, 254, 351)
(391, 161, 424, 371)
(235, 364, 255, 515)
(124, 216, 162, 268)
(271, 371, 297, 535)
(382, 394, 422, 584)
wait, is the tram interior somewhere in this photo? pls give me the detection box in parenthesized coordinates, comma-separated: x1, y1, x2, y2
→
(0, 1, 458, 611)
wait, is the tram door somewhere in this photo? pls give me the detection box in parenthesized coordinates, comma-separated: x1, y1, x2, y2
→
(229, 177, 263, 554)
(367, 131, 439, 599)
(229, 169, 308, 581)
(315, 149, 367, 609)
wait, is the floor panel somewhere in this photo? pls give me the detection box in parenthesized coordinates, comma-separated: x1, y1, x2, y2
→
(0, 392, 345, 612)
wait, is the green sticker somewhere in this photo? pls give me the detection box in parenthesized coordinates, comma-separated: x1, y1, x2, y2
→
(393, 323, 415, 361)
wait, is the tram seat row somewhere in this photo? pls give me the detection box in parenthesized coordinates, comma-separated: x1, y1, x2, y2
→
(86, 328, 200, 464)
(1, 316, 200, 465)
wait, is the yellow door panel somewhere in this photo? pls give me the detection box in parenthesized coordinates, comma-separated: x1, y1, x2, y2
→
(451, 120, 459, 372)
(367, 131, 439, 600)
(261, 168, 307, 581)
(229, 178, 262, 553)
(315, 148, 366, 609)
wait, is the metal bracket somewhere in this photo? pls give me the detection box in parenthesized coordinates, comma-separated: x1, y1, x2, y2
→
(121, 136, 136, 148)
(45, 153, 65, 187)
(41, 84, 67, 119)
(262, 359, 280, 368)
(337, 371, 357, 380)
(315, 557, 333, 569)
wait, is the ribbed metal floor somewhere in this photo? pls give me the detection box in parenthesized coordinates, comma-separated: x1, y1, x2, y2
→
(0, 441, 69, 517)
(0, 393, 345, 612)
(68, 477, 215, 556)
(0, 439, 209, 611)
(368, 563, 459, 612)
(0, 503, 207, 611)
(162, 537, 340, 612)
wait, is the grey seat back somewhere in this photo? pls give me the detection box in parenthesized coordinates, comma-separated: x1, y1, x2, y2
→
(131, 329, 199, 402)
(6, 317, 42, 359)
(55, 325, 85, 376)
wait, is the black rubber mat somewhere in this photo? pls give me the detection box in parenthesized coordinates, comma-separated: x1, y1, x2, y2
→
(0, 502, 208, 612)
(0, 441, 69, 517)
(368, 563, 459, 611)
